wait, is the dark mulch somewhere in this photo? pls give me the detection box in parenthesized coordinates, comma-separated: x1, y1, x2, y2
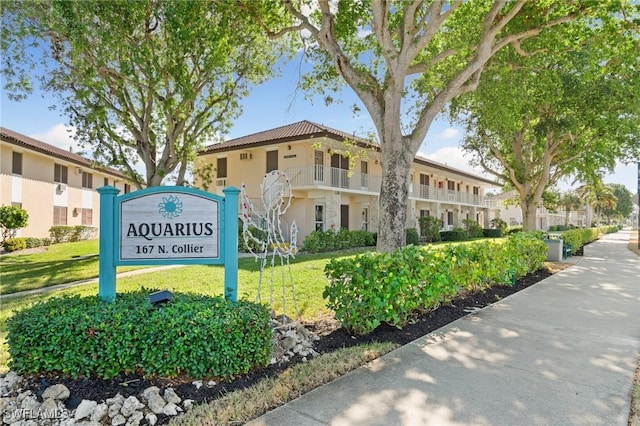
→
(21, 267, 553, 423)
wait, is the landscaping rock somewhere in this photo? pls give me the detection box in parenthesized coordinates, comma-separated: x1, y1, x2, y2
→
(120, 396, 144, 418)
(145, 413, 158, 426)
(74, 399, 97, 420)
(111, 414, 126, 426)
(90, 402, 108, 422)
(42, 383, 70, 400)
(163, 388, 181, 405)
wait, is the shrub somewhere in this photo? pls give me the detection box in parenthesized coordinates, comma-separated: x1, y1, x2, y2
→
(418, 216, 442, 242)
(324, 234, 547, 335)
(462, 219, 484, 238)
(49, 225, 97, 243)
(507, 226, 522, 234)
(0, 205, 29, 244)
(440, 227, 469, 241)
(3, 237, 26, 252)
(490, 218, 508, 234)
(301, 229, 376, 253)
(406, 228, 419, 245)
(483, 228, 503, 238)
(24, 237, 43, 249)
(239, 225, 268, 253)
(6, 290, 272, 379)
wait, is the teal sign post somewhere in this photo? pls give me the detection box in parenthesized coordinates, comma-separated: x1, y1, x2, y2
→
(97, 185, 239, 302)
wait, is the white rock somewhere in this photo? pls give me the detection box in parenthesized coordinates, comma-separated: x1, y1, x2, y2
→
(281, 336, 296, 350)
(191, 380, 203, 389)
(76, 421, 101, 426)
(108, 402, 122, 418)
(145, 413, 158, 426)
(206, 380, 216, 387)
(1, 372, 22, 395)
(42, 384, 70, 400)
(20, 395, 40, 416)
(0, 397, 14, 414)
(59, 419, 78, 426)
(40, 397, 61, 419)
(3, 409, 23, 424)
(163, 388, 181, 405)
(141, 386, 160, 401)
(16, 390, 32, 402)
(162, 402, 181, 416)
(74, 400, 97, 421)
(111, 414, 126, 426)
(120, 396, 143, 418)
(90, 403, 108, 422)
(182, 399, 194, 411)
(125, 410, 143, 426)
(105, 394, 125, 406)
(145, 392, 166, 415)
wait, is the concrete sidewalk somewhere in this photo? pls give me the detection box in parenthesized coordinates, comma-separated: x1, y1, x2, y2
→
(249, 230, 640, 426)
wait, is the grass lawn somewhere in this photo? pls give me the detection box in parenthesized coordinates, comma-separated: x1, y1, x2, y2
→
(0, 240, 146, 295)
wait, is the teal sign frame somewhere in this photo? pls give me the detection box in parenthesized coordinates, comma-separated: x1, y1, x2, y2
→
(97, 185, 239, 302)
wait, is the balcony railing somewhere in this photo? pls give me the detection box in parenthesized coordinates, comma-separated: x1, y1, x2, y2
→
(282, 166, 495, 208)
(285, 165, 382, 193)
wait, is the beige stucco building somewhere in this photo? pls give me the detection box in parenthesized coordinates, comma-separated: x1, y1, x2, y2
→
(197, 121, 500, 242)
(1, 127, 130, 238)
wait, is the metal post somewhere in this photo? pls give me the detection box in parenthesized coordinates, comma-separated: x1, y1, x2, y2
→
(223, 186, 240, 301)
(97, 185, 120, 302)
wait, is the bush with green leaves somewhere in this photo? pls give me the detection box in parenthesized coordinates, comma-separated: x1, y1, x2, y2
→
(418, 216, 442, 242)
(440, 227, 469, 241)
(405, 228, 419, 245)
(3, 237, 27, 252)
(301, 229, 376, 253)
(49, 225, 97, 243)
(238, 225, 268, 253)
(324, 233, 546, 335)
(0, 205, 29, 243)
(490, 217, 508, 234)
(483, 228, 503, 238)
(462, 219, 484, 238)
(7, 290, 272, 379)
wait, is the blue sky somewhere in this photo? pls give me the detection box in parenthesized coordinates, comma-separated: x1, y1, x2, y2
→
(1, 58, 637, 194)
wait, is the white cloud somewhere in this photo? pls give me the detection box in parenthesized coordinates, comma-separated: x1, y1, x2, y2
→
(437, 127, 461, 140)
(30, 124, 82, 154)
(418, 146, 485, 176)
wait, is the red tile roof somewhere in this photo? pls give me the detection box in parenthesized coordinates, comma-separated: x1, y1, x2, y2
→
(200, 120, 499, 186)
(0, 126, 125, 178)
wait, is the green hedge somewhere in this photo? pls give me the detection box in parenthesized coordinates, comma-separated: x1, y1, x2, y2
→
(483, 229, 503, 238)
(302, 229, 376, 252)
(323, 233, 547, 335)
(560, 225, 619, 254)
(49, 225, 97, 243)
(7, 290, 272, 379)
(3, 237, 26, 252)
(440, 227, 469, 241)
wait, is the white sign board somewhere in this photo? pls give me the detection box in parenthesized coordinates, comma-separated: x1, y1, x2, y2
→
(119, 192, 219, 261)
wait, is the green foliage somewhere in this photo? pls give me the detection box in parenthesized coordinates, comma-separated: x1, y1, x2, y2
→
(440, 228, 469, 241)
(3, 238, 26, 252)
(483, 229, 503, 238)
(324, 234, 547, 335)
(490, 218, 508, 234)
(49, 226, 97, 243)
(238, 226, 268, 253)
(6, 290, 272, 379)
(418, 216, 442, 242)
(301, 229, 375, 253)
(405, 228, 419, 245)
(559, 225, 619, 254)
(0, 205, 29, 243)
(462, 219, 484, 238)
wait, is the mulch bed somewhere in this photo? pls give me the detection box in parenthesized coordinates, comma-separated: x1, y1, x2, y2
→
(22, 267, 553, 422)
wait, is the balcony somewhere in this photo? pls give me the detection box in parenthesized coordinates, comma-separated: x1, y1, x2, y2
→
(285, 165, 382, 193)
(282, 166, 495, 208)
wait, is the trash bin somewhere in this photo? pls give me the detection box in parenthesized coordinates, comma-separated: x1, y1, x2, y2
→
(544, 239, 562, 262)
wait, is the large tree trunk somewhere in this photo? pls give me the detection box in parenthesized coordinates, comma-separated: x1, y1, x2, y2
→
(377, 145, 413, 252)
(521, 201, 538, 231)
(564, 209, 570, 227)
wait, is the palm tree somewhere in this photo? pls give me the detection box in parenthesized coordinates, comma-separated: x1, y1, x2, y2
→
(579, 179, 617, 225)
(559, 191, 583, 227)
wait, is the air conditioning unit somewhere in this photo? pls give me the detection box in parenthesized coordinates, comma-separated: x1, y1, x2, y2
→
(239, 152, 252, 160)
(56, 183, 67, 192)
(75, 167, 83, 175)
(215, 178, 227, 187)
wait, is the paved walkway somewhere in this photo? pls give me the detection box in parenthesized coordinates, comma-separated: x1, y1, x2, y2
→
(249, 230, 640, 426)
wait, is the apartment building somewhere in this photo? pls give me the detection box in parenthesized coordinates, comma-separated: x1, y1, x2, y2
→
(1, 127, 130, 238)
(197, 120, 500, 242)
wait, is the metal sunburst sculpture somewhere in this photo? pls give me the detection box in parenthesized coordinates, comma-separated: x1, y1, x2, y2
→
(240, 170, 299, 320)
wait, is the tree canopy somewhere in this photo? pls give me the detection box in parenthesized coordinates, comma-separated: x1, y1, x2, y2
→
(1, 0, 286, 188)
(243, 0, 632, 250)
(450, 3, 640, 230)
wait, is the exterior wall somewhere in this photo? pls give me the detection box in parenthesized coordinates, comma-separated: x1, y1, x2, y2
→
(1, 140, 126, 238)
(197, 138, 499, 243)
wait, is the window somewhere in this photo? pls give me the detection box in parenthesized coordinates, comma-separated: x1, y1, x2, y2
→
(81, 208, 93, 225)
(82, 171, 93, 189)
(12, 152, 22, 175)
(314, 150, 324, 181)
(473, 186, 479, 195)
(104, 177, 109, 187)
(340, 205, 349, 230)
(217, 157, 228, 178)
(54, 164, 68, 184)
(53, 206, 67, 225)
(124, 183, 131, 194)
(360, 161, 369, 188)
(447, 211, 454, 226)
(314, 204, 325, 231)
(420, 209, 430, 217)
(266, 150, 278, 173)
(11, 202, 22, 209)
(447, 180, 455, 191)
